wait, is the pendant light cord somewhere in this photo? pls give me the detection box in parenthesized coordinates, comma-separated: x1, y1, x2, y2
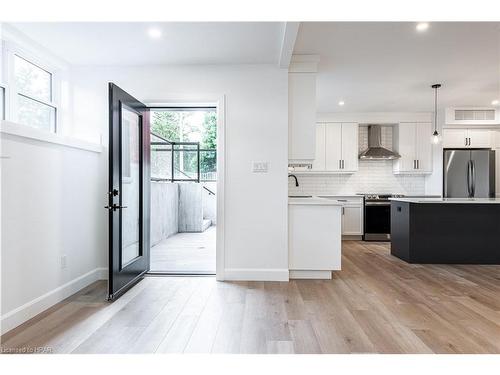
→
(431, 83, 441, 134)
(434, 86, 438, 132)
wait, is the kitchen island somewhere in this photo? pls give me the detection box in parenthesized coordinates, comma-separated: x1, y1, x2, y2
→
(390, 198, 500, 264)
(288, 196, 343, 279)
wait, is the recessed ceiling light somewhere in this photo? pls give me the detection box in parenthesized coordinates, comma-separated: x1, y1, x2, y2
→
(416, 22, 429, 32)
(492, 99, 499, 106)
(148, 27, 162, 39)
(338, 100, 345, 106)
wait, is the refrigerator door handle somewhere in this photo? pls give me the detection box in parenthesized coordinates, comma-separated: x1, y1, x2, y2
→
(466, 160, 472, 197)
(471, 160, 476, 197)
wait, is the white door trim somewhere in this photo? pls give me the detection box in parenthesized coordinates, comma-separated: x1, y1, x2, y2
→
(145, 95, 226, 280)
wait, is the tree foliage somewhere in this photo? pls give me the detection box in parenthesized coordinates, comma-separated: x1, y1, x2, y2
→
(151, 110, 217, 177)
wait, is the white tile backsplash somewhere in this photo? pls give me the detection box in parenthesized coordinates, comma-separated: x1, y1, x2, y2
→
(289, 125, 426, 196)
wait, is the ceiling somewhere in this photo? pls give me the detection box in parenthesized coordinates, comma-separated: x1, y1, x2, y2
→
(10, 22, 284, 66)
(294, 22, 500, 112)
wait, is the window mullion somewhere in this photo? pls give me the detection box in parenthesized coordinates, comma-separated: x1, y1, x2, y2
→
(16, 91, 56, 108)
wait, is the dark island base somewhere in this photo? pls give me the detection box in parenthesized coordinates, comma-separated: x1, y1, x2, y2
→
(390, 201, 500, 264)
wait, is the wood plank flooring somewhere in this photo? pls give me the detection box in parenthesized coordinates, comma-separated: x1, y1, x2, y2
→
(2, 241, 500, 354)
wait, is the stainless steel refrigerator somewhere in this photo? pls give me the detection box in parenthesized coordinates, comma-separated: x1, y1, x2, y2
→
(444, 149, 496, 198)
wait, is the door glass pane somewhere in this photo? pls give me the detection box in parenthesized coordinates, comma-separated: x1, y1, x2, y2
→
(121, 107, 141, 267)
(14, 55, 52, 102)
(17, 94, 56, 132)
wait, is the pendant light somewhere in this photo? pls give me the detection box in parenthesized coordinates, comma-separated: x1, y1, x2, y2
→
(431, 83, 442, 144)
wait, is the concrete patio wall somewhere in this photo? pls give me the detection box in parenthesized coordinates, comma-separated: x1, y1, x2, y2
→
(178, 183, 203, 232)
(151, 182, 179, 246)
(202, 182, 217, 225)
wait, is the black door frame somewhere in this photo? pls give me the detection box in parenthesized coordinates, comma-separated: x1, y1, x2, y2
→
(108, 83, 151, 300)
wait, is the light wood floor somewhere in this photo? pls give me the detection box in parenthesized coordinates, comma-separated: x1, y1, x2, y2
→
(2, 241, 500, 354)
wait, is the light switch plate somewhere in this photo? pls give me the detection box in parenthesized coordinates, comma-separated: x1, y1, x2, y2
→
(252, 161, 269, 173)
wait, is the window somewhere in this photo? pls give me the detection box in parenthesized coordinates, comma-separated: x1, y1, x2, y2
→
(13, 55, 56, 132)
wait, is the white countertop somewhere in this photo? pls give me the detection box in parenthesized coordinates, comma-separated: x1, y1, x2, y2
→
(288, 196, 345, 206)
(390, 197, 500, 204)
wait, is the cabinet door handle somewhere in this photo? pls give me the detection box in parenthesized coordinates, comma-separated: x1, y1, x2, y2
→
(342, 160, 345, 169)
(339, 160, 341, 169)
(413, 160, 416, 169)
(342, 207, 345, 215)
(417, 159, 419, 169)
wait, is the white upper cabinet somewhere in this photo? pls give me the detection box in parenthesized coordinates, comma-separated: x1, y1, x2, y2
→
(393, 122, 432, 174)
(442, 128, 492, 148)
(341, 123, 359, 171)
(312, 123, 326, 170)
(288, 55, 319, 162)
(314, 122, 359, 173)
(415, 122, 433, 172)
(325, 123, 343, 170)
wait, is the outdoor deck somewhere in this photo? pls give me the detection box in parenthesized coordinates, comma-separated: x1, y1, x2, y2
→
(150, 226, 216, 274)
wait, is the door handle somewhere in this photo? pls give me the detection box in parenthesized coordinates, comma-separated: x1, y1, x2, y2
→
(467, 160, 472, 198)
(108, 189, 119, 197)
(104, 204, 128, 211)
(470, 160, 476, 197)
(342, 160, 345, 169)
(417, 159, 419, 169)
(339, 160, 341, 169)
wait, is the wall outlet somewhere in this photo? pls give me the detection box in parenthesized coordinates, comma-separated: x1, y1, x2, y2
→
(61, 255, 67, 269)
(252, 161, 269, 173)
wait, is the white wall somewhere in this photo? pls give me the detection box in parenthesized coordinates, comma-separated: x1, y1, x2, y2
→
(71, 64, 289, 280)
(424, 110, 446, 195)
(1, 26, 108, 334)
(0, 131, 107, 333)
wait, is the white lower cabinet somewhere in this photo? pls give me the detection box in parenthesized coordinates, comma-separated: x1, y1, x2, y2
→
(342, 206, 363, 235)
(288, 202, 342, 278)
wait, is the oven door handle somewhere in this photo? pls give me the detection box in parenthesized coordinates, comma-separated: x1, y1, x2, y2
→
(365, 202, 391, 206)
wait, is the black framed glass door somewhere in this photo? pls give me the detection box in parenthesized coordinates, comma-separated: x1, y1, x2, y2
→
(107, 83, 150, 300)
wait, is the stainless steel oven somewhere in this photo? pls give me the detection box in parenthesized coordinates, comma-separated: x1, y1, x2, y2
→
(362, 194, 404, 241)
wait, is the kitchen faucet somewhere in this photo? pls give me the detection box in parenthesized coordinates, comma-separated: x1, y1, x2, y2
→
(288, 174, 299, 187)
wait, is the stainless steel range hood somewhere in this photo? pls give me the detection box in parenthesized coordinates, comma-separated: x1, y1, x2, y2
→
(359, 125, 400, 160)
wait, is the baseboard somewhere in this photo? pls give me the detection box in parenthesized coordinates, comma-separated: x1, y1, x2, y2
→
(289, 270, 332, 279)
(342, 235, 363, 241)
(223, 268, 289, 281)
(1, 267, 108, 335)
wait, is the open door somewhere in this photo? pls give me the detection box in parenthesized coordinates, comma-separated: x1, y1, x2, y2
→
(107, 83, 150, 300)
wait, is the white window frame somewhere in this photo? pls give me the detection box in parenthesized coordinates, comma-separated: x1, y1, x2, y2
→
(3, 40, 60, 133)
(0, 82, 7, 120)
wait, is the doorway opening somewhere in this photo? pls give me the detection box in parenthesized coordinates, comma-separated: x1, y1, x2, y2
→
(149, 107, 217, 275)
